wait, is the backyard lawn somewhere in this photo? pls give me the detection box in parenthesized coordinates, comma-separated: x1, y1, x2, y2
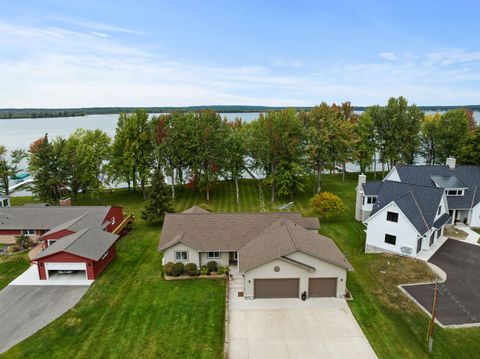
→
(3, 174, 480, 358)
(0, 253, 30, 290)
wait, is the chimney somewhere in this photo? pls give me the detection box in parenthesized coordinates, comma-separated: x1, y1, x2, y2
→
(446, 157, 456, 170)
(355, 174, 367, 221)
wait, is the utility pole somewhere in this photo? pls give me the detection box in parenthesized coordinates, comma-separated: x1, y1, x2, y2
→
(427, 279, 439, 353)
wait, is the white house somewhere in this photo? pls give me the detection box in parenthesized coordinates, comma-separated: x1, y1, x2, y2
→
(159, 206, 353, 299)
(356, 158, 480, 257)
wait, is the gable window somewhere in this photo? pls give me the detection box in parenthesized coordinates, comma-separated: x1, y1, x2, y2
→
(207, 251, 220, 259)
(111, 217, 116, 225)
(175, 250, 188, 261)
(437, 206, 442, 215)
(21, 229, 35, 236)
(385, 234, 397, 245)
(366, 196, 377, 204)
(386, 211, 399, 223)
(47, 240, 56, 247)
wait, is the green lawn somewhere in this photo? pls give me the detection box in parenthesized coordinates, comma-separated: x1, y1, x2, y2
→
(0, 253, 30, 290)
(3, 175, 480, 358)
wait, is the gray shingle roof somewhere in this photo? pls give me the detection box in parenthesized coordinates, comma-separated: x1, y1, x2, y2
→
(238, 218, 352, 272)
(369, 181, 445, 235)
(362, 181, 383, 195)
(33, 227, 118, 261)
(430, 175, 466, 189)
(395, 165, 480, 209)
(433, 213, 451, 229)
(0, 206, 112, 231)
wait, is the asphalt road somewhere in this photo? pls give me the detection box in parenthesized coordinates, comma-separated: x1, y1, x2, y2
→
(0, 285, 88, 354)
(403, 239, 480, 326)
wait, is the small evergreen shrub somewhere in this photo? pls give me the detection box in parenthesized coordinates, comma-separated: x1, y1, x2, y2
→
(15, 234, 31, 248)
(7, 245, 21, 253)
(172, 262, 184, 277)
(163, 262, 175, 276)
(218, 266, 229, 275)
(200, 266, 209, 276)
(206, 261, 218, 273)
(184, 263, 197, 276)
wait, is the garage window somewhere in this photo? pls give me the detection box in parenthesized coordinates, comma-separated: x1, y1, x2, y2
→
(47, 240, 56, 247)
(207, 251, 220, 259)
(175, 250, 188, 261)
(385, 234, 397, 245)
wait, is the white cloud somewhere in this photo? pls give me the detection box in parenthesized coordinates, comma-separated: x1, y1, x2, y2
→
(0, 20, 479, 107)
(379, 52, 398, 61)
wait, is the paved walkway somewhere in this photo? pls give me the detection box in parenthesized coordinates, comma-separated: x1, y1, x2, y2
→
(28, 243, 43, 260)
(458, 226, 480, 246)
(228, 277, 377, 359)
(9, 265, 94, 286)
(416, 236, 448, 262)
(0, 285, 88, 354)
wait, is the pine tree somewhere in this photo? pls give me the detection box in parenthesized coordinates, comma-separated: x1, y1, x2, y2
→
(141, 168, 174, 224)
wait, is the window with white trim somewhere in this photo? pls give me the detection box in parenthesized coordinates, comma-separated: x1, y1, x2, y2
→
(175, 250, 188, 261)
(385, 234, 397, 245)
(386, 211, 399, 223)
(437, 206, 442, 215)
(111, 217, 116, 225)
(446, 189, 464, 196)
(21, 229, 35, 236)
(207, 251, 220, 259)
(47, 240, 56, 247)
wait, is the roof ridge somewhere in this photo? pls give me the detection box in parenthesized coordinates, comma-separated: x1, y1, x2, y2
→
(470, 186, 478, 208)
(407, 191, 429, 229)
(63, 227, 91, 251)
(283, 218, 299, 248)
(384, 180, 444, 191)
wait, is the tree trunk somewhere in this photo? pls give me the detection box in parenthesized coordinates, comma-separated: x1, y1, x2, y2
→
(235, 176, 240, 205)
(270, 163, 276, 203)
(342, 163, 346, 182)
(206, 190, 210, 201)
(373, 152, 377, 180)
(381, 162, 385, 179)
(316, 167, 321, 194)
(170, 171, 176, 200)
(141, 179, 146, 199)
(127, 180, 131, 191)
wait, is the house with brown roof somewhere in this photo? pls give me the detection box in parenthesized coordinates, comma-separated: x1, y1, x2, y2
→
(159, 207, 353, 299)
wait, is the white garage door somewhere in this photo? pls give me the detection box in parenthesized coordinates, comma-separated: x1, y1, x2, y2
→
(45, 262, 86, 271)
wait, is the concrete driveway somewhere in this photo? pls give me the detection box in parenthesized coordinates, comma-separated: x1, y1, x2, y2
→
(403, 239, 480, 326)
(228, 296, 377, 359)
(0, 285, 88, 354)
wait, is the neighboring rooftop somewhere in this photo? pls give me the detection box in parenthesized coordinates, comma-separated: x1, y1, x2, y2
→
(0, 206, 113, 230)
(182, 205, 210, 214)
(368, 181, 447, 235)
(34, 227, 118, 261)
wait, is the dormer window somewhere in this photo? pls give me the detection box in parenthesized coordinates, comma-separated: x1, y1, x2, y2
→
(366, 196, 377, 204)
(446, 189, 464, 196)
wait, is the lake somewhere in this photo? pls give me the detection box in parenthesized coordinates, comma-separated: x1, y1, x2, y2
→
(0, 112, 261, 152)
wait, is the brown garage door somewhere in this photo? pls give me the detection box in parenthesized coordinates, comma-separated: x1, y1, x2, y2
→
(308, 278, 337, 297)
(254, 278, 299, 298)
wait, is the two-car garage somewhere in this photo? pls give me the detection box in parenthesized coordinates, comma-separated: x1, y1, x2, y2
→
(254, 277, 338, 299)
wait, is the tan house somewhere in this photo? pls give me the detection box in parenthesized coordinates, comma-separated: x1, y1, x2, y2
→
(159, 206, 353, 299)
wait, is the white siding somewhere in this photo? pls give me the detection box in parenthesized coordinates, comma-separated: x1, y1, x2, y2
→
(434, 194, 449, 222)
(162, 243, 200, 267)
(199, 251, 230, 267)
(470, 203, 480, 227)
(365, 202, 420, 256)
(384, 168, 401, 182)
(243, 251, 347, 299)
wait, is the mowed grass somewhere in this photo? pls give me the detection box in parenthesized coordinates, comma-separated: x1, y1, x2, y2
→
(4, 175, 480, 358)
(4, 191, 225, 359)
(0, 252, 30, 290)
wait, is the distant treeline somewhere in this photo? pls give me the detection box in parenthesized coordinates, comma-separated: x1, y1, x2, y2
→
(1, 104, 479, 119)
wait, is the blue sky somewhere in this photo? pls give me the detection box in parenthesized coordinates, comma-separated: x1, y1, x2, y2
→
(0, 0, 479, 107)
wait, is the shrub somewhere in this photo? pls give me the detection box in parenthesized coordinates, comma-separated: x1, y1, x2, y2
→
(310, 191, 345, 218)
(172, 262, 184, 277)
(218, 266, 229, 275)
(184, 262, 197, 276)
(163, 262, 175, 276)
(200, 266, 209, 275)
(7, 245, 21, 253)
(15, 234, 31, 248)
(206, 261, 218, 273)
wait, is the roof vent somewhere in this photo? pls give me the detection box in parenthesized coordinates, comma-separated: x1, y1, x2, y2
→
(446, 157, 456, 170)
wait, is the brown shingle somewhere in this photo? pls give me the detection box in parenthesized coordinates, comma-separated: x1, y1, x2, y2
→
(238, 218, 353, 272)
(158, 212, 320, 252)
